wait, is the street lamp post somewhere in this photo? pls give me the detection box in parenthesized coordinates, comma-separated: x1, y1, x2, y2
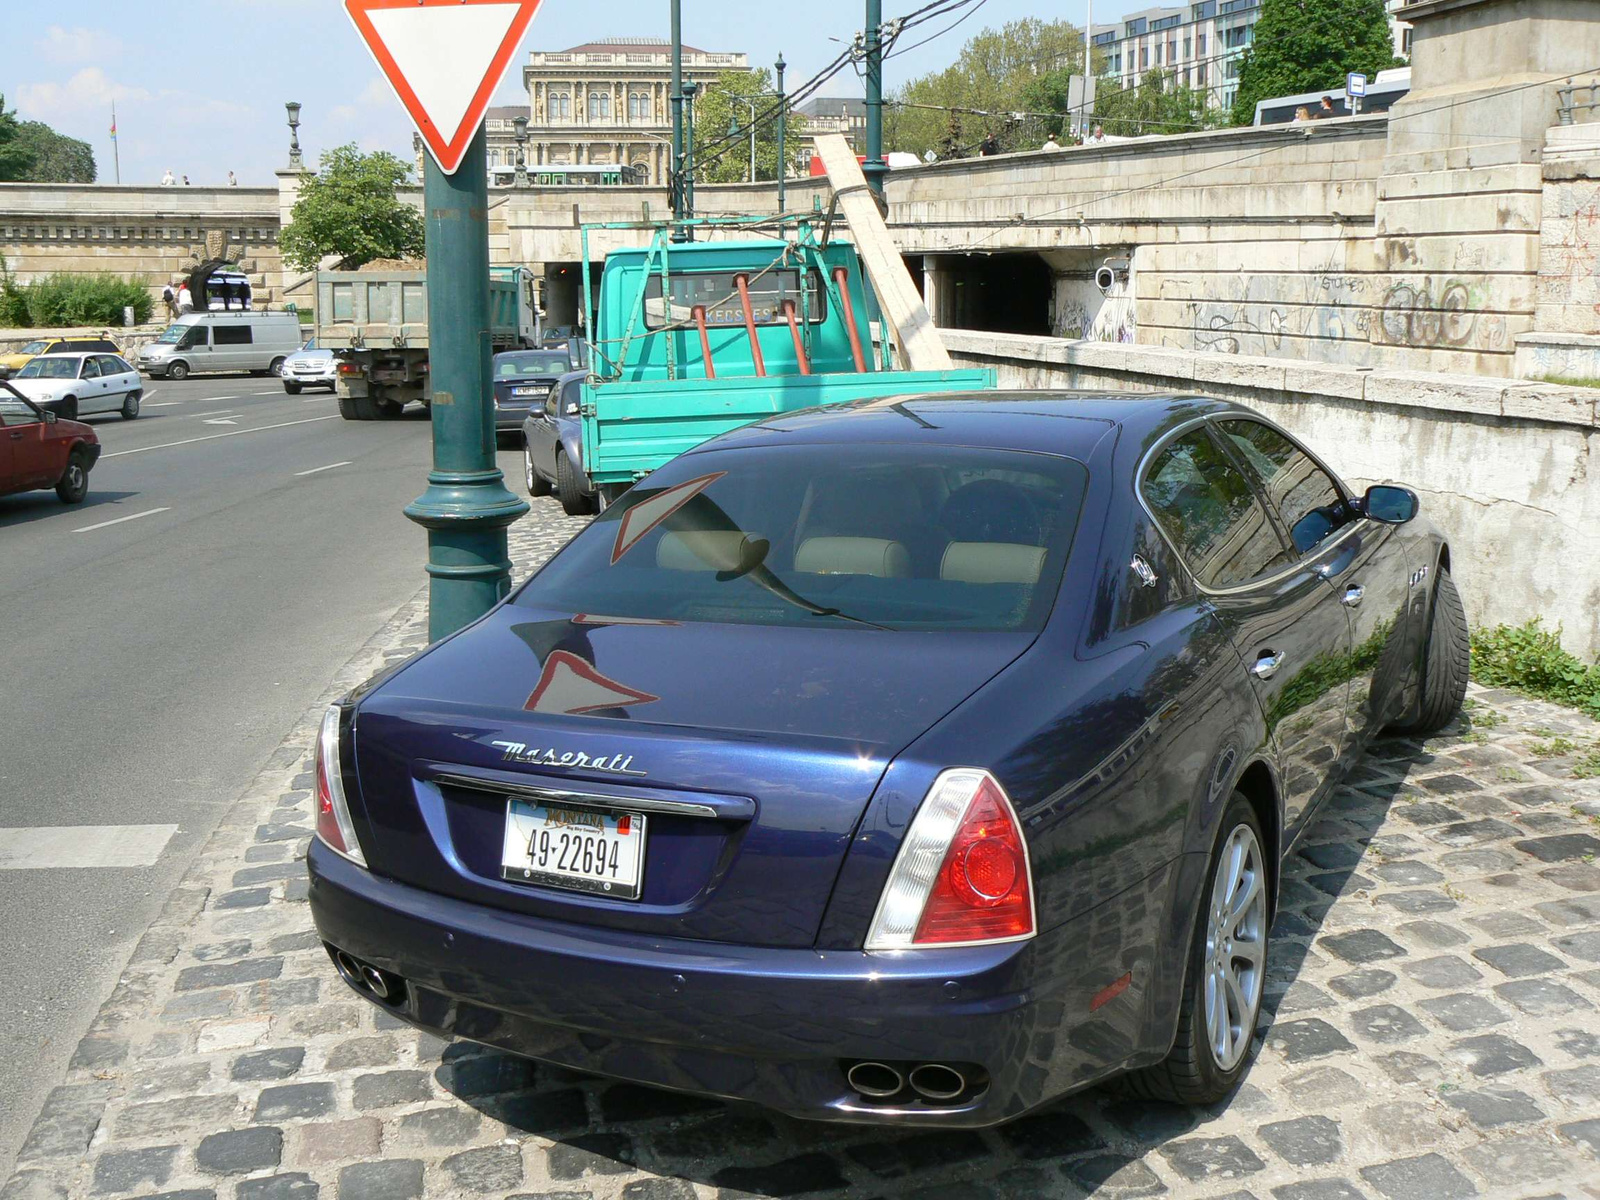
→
(670, 0, 684, 222)
(285, 101, 303, 171)
(775, 53, 787, 214)
(863, 0, 886, 198)
(513, 114, 530, 187)
(403, 128, 529, 641)
(682, 81, 699, 236)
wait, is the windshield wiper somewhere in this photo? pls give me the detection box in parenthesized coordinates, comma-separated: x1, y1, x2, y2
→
(715, 538, 894, 631)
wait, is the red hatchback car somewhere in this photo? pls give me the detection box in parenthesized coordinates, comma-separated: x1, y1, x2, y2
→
(1, 382, 101, 504)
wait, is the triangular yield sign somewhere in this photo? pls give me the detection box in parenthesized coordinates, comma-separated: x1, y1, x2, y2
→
(345, 0, 544, 175)
(526, 651, 659, 715)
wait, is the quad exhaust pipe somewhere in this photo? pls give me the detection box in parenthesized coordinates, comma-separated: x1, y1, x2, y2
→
(329, 946, 403, 1005)
(845, 1060, 974, 1104)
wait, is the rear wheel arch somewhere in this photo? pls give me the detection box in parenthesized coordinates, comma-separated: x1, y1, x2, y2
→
(1233, 759, 1281, 920)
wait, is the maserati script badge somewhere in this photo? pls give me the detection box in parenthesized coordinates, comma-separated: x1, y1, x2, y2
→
(489, 741, 646, 777)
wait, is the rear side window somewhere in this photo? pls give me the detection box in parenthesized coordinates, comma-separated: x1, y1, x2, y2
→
(644, 269, 825, 330)
(520, 444, 1089, 632)
(213, 325, 253, 346)
(1215, 419, 1355, 555)
(1142, 428, 1289, 589)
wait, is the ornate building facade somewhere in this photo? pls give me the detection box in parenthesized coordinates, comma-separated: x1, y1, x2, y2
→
(490, 38, 748, 187)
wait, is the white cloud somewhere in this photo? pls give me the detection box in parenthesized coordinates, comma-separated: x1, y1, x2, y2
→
(16, 68, 151, 122)
(328, 77, 397, 127)
(34, 25, 124, 65)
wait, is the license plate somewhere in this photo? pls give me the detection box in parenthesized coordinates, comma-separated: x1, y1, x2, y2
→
(501, 799, 645, 899)
(512, 386, 544, 397)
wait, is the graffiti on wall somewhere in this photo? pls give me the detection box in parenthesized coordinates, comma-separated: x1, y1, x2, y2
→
(1374, 280, 1496, 348)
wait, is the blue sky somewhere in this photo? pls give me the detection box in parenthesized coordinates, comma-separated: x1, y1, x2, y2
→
(7, 0, 1091, 186)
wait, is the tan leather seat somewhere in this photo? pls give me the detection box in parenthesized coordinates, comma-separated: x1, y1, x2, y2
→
(940, 541, 1046, 585)
(794, 536, 912, 578)
(656, 530, 760, 572)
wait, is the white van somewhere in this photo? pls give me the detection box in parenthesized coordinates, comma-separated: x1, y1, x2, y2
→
(137, 312, 306, 380)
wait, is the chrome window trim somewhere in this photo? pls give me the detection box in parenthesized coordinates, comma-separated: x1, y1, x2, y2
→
(1135, 409, 1362, 598)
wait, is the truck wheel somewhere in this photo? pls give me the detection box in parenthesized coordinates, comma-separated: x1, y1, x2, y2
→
(167, 361, 189, 381)
(284, 382, 302, 395)
(376, 399, 404, 419)
(56, 451, 90, 503)
(556, 451, 592, 516)
(525, 444, 551, 496)
(337, 395, 379, 421)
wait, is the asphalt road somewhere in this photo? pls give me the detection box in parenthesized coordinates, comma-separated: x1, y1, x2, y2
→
(0, 374, 522, 1176)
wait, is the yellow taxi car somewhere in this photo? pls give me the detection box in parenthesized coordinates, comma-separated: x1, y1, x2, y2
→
(0, 335, 124, 380)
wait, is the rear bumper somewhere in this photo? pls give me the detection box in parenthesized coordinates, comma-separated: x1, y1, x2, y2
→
(307, 839, 1148, 1126)
(494, 404, 538, 432)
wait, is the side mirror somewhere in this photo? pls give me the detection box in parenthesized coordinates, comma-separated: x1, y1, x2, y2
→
(1363, 484, 1418, 524)
(42, 410, 57, 424)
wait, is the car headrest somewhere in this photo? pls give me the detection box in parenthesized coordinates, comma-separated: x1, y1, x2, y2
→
(656, 530, 759, 572)
(794, 537, 912, 578)
(940, 541, 1047, 585)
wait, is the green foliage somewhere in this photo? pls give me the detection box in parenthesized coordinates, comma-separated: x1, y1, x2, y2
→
(13, 122, 96, 182)
(279, 144, 424, 273)
(1092, 69, 1225, 136)
(0, 271, 152, 327)
(690, 69, 806, 184)
(1230, 0, 1400, 126)
(0, 93, 35, 181)
(1470, 619, 1600, 719)
(887, 19, 1095, 157)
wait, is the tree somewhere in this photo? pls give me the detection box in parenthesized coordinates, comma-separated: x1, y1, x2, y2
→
(690, 69, 805, 185)
(1229, 0, 1400, 126)
(279, 144, 424, 272)
(14, 122, 96, 183)
(887, 19, 1091, 158)
(1092, 69, 1223, 137)
(0, 94, 35, 182)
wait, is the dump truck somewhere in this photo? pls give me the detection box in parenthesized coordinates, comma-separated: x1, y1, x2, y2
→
(317, 264, 540, 420)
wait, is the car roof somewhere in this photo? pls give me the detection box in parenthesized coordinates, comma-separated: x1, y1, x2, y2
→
(31, 351, 96, 360)
(695, 390, 1245, 459)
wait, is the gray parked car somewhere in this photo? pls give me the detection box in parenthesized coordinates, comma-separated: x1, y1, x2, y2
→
(493, 348, 572, 441)
(520, 369, 594, 516)
(281, 338, 338, 393)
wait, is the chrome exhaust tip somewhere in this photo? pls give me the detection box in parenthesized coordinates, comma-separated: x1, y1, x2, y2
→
(360, 964, 397, 1001)
(333, 950, 365, 989)
(846, 1061, 905, 1099)
(908, 1063, 967, 1101)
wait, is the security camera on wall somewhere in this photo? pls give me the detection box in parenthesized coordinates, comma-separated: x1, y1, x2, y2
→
(1095, 258, 1131, 294)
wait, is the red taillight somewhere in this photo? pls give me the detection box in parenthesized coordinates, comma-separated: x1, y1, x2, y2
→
(913, 775, 1033, 945)
(314, 705, 366, 866)
(338, 362, 361, 375)
(865, 769, 1036, 950)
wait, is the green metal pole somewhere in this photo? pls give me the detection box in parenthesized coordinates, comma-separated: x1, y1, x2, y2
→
(864, 0, 886, 198)
(670, 0, 684, 221)
(775, 53, 787, 215)
(683, 83, 697, 240)
(405, 129, 529, 642)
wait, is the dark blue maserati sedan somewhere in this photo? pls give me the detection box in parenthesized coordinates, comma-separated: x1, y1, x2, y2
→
(308, 392, 1467, 1126)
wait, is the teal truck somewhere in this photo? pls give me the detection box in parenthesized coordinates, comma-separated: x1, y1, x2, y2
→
(318, 264, 540, 420)
(572, 218, 994, 506)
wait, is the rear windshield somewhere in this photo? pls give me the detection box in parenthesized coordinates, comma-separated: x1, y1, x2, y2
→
(519, 444, 1089, 632)
(497, 352, 569, 376)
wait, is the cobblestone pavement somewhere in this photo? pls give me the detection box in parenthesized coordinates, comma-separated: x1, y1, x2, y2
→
(6, 498, 1600, 1200)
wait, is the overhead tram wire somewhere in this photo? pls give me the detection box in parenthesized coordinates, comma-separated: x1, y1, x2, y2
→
(941, 61, 1600, 253)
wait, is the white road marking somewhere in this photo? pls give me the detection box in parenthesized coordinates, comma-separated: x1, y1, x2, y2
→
(73, 507, 172, 533)
(295, 461, 352, 477)
(145, 401, 183, 408)
(253, 390, 282, 395)
(203, 416, 240, 426)
(102, 414, 341, 458)
(142, 389, 158, 401)
(0, 824, 179, 869)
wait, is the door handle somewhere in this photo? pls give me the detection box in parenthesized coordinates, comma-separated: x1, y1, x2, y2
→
(1252, 652, 1284, 680)
(9, 430, 23, 440)
(1342, 584, 1365, 608)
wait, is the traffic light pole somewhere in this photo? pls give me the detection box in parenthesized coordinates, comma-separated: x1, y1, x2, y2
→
(405, 128, 529, 642)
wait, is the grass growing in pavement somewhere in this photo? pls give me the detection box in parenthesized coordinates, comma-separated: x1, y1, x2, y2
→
(1531, 374, 1600, 390)
(1472, 619, 1600, 720)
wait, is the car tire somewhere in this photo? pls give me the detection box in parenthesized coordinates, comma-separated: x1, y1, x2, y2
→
(55, 451, 90, 504)
(1389, 569, 1470, 736)
(269, 357, 287, 377)
(525, 444, 551, 496)
(59, 397, 78, 422)
(167, 361, 189, 381)
(285, 382, 303, 395)
(556, 450, 592, 516)
(121, 391, 141, 420)
(1128, 791, 1269, 1105)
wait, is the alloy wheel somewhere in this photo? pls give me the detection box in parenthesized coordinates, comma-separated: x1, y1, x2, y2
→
(1203, 823, 1267, 1071)
(524, 446, 536, 494)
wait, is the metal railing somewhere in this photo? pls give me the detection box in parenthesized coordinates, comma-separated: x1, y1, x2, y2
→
(1556, 83, 1600, 126)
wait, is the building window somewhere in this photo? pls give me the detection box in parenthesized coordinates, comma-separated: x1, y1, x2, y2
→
(1401, 27, 1412, 55)
(629, 92, 651, 120)
(549, 91, 570, 119)
(588, 92, 609, 120)
(1168, 40, 1177, 63)
(1197, 31, 1207, 55)
(1183, 36, 1191, 58)
(1140, 46, 1149, 69)
(1196, 62, 1207, 86)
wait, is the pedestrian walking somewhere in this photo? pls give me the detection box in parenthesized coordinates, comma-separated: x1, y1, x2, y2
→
(160, 168, 175, 186)
(1085, 124, 1107, 145)
(1294, 105, 1311, 123)
(1313, 95, 1337, 119)
(181, 174, 191, 185)
(177, 283, 193, 314)
(978, 131, 999, 157)
(1041, 135, 1062, 152)
(227, 171, 237, 187)
(161, 281, 177, 320)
